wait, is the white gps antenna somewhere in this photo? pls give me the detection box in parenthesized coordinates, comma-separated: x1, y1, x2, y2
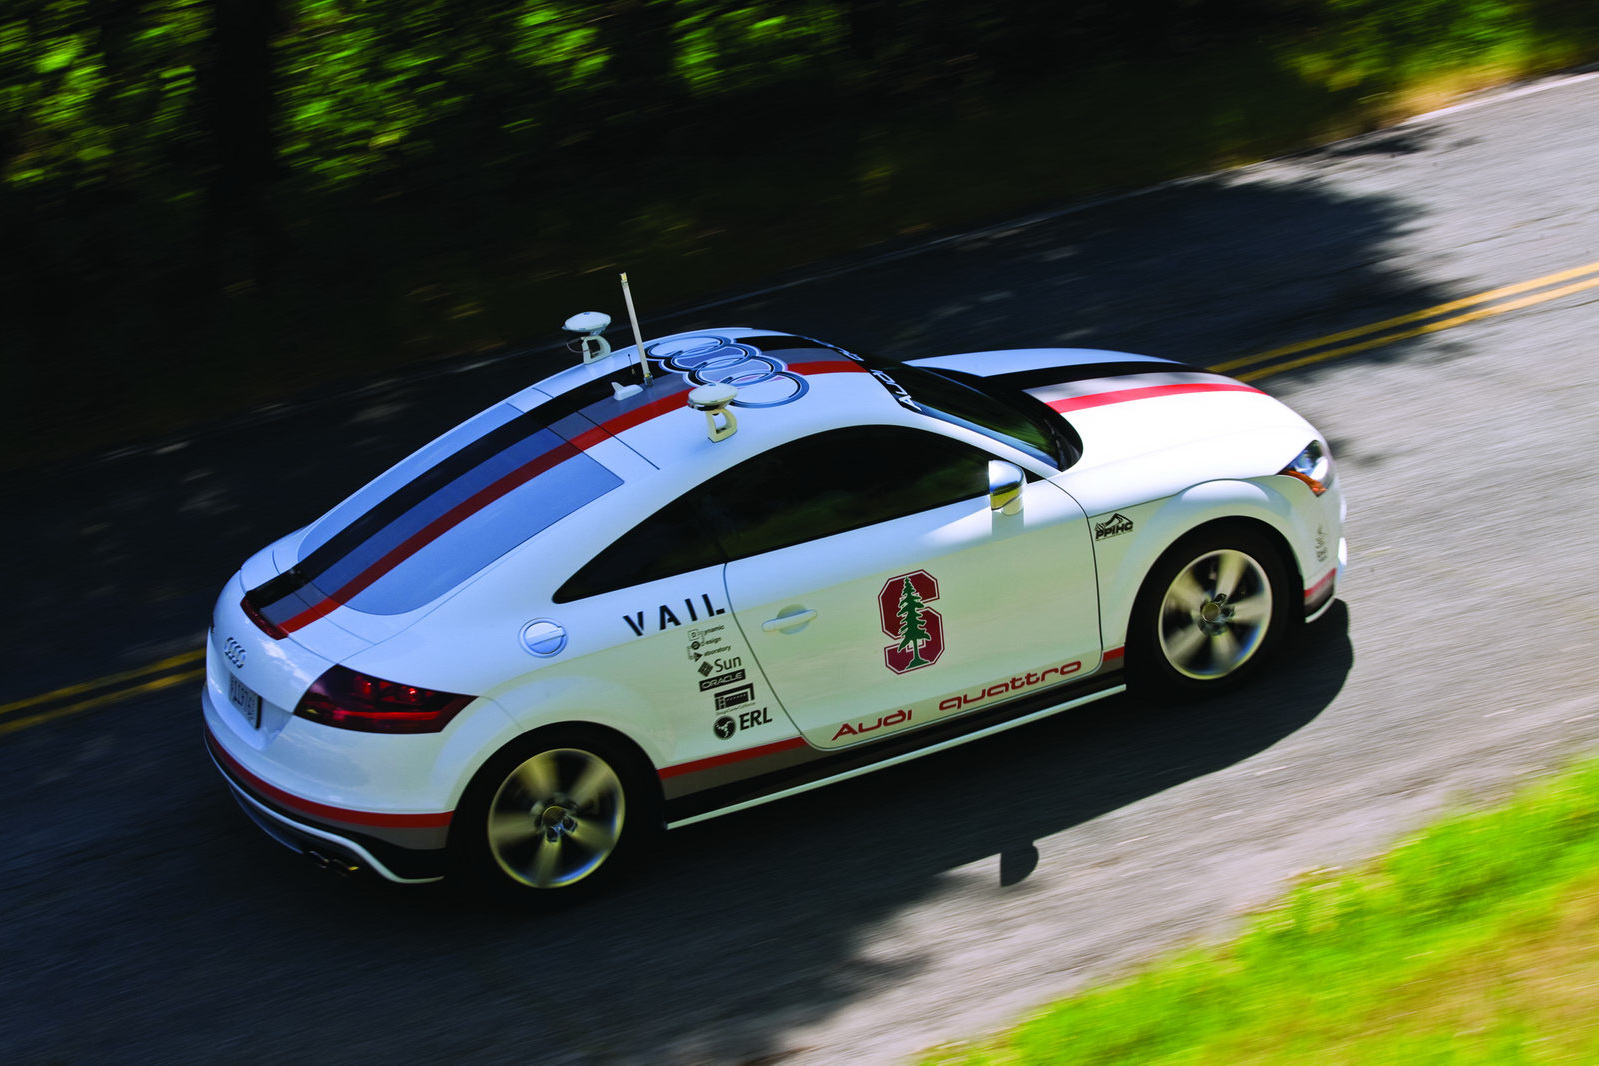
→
(563, 311, 612, 363)
(688, 383, 739, 442)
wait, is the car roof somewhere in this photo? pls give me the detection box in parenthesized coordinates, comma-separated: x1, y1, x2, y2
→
(503, 328, 907, 472)
(252, 329, 911, 633)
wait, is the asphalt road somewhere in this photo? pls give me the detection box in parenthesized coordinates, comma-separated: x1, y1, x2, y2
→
(5, 70, 1599, 1064)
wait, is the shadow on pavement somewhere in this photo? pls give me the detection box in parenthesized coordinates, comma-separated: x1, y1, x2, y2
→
(0, 605, 1350, 1063)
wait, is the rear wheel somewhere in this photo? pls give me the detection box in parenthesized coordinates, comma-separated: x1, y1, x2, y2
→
(453, 726, 660, 902)
(1131, 526, 1290, 695)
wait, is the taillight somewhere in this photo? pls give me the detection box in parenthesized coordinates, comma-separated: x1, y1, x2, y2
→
(241, 594, 287, 639)
(293, 665, 473, 734)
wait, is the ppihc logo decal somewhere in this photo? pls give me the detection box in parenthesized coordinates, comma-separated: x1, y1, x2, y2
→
(1093, 513, 1134, 540)
(879, 570, 944, 674)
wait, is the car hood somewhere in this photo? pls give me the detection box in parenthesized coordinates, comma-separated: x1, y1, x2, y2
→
(906, 347, 1318, 500)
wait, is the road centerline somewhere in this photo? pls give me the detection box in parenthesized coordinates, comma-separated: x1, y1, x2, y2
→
(8, 256, 1599, 740)
(0, 647, 204, 719)
(1213, 258, 1599, 375)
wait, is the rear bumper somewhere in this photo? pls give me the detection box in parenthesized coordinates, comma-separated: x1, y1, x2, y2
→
(205, 725, 448, 883)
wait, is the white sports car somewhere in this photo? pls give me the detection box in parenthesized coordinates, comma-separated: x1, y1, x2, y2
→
(203, 325, 1345, 899)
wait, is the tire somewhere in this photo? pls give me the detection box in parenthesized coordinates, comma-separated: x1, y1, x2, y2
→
(1128, 525, 1291, 696)
(451, 725, 662, 903)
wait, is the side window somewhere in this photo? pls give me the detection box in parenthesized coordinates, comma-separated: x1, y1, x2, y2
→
(700, 426, 993, 562)
(554, 495, 725, 602)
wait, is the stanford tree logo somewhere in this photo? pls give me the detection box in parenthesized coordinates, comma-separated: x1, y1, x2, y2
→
(879, 570, 944, 673)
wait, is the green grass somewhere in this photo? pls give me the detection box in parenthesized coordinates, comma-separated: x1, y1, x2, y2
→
(924, 757, 1599, 1064)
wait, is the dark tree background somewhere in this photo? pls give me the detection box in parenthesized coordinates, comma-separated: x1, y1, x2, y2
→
(2, 1, 1596, 464)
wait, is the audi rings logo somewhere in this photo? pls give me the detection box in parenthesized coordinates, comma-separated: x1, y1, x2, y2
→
(222, 636, 247, 670)
(646, 336, 809, 408)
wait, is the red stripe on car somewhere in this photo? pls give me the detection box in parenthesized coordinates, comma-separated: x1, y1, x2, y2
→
(788, 360, 868, 376)
(1304, 569, 1337, 601)
(1103, 646, 1125, 663)
(206, 724, 453, 828)
(658, 736, 810, 780)
(1046, 382, 1261, 414)
(280, 387, 693, 632)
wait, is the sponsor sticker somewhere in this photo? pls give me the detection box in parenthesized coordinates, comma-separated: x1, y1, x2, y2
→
(687, 625, 729, 662)
(693, 654, 742, 679)
(1093, 513, 1134, 540)
(879, 570, 944, 674)
(713, 684, 755, 711)
(699, 668, 748, 691)
(713, 705, 774, 740)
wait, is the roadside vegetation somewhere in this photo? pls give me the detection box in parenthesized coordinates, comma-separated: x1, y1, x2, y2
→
(926, 754, 1599, 1064)
(6, 1, 1599, 469)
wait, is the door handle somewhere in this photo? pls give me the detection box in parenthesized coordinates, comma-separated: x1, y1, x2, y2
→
(762, 609, 817, 632)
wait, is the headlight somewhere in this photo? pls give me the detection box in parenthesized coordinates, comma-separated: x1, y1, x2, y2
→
(1280, 440, 1334, 495)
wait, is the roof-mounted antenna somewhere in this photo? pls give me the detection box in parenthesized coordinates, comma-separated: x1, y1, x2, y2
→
(562, 311, 612, 363)
(619, 272, 653, 384)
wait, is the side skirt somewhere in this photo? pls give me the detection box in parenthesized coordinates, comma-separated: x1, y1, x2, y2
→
(664, 671, 1125, 829)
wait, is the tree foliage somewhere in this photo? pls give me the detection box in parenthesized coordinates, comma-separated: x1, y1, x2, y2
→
(2, 0, 209, 192)
(6, 0, 1598, 466)
(8, 1, 1587, 208)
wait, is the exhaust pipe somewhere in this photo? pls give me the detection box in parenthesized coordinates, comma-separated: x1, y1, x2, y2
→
(306, 849, 361, 877)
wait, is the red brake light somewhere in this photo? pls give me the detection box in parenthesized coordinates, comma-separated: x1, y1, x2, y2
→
(294, 665, 473, 734)
(241, 594, 287, 639)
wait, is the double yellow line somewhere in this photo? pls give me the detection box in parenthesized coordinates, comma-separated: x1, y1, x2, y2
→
(0, 648, 204, 739)
(1214, 259, 1599, 381)
(6, 257, 1599, 741)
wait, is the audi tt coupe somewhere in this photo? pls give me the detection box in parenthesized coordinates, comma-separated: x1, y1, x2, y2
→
(203, 326, 1345, 900)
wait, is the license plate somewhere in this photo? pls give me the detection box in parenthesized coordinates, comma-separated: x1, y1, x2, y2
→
(228, 674, 262, 729)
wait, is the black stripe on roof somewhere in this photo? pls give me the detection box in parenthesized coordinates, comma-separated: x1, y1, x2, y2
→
(250, 375, 621, 607)
(737, 334, 851, 355)
(987, 359, 1197, 391)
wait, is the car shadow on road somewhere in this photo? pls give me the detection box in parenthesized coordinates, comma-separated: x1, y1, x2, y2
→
(242, 602, 1353, 1062)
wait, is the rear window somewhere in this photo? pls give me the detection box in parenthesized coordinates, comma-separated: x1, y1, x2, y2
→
(249, 381, 628, 628)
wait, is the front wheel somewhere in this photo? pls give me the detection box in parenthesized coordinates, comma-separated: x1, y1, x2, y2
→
(453, 727, 660, 903)
(1130, 527, 1291, 695)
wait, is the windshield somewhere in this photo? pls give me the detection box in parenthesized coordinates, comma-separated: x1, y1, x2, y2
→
(869, 363, 1080, 469)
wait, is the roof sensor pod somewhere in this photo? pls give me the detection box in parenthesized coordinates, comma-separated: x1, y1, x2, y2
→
(563, 311, 612, 363)
(688, 383, 739, 441)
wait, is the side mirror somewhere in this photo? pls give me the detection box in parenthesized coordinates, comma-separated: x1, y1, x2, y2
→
(988, 460, 1024, 516)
